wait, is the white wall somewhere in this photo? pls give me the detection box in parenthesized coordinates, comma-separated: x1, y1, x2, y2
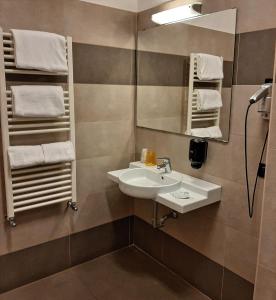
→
(80, 0, 169, 12)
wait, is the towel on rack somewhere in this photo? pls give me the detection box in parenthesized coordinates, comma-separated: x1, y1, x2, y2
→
(207, 126, 223, 138)
(8, 145, 44, 169)
(190, 128, 210, 138)
(11, 29, 68, 72)
(11, 85, 65, 117)
(191, 126, 222, 139)
(196, 89, 223, 111)
(42, 141, 75, 164)
(196, 53, 224, 80)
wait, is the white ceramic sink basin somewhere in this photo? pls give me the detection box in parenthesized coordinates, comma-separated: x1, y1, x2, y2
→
(118, 168, 181, 199)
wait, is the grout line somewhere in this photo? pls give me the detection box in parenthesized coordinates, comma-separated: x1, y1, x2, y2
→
(234, 33, 241, 85)
(133, 244, 212, 299)
(221, 267, 225, 300)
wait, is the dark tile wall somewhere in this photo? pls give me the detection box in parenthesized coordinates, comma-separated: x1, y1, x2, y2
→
(0, 217, 132, 294)
(137, 51, 233, 87)
(133, 216, 254, 300)
(235, 28, 276, 85)
(73, 43, 136, 85)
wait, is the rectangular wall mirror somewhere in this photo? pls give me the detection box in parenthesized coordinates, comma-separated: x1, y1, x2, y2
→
(136, 9, 237, 143)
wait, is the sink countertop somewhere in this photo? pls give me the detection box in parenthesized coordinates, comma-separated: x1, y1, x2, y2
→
(107, 162, 221, 214)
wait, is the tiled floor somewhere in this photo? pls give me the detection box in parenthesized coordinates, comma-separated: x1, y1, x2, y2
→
(0, 246, 210, 300)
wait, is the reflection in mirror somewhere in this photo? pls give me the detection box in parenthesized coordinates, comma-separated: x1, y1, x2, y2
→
(136, 9, 237, 142)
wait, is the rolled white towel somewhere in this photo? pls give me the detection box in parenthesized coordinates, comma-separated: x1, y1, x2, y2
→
(11, 85, 65, 117)
(196, 89, 223, 111)
(8, 145, 44, 169)
(196, 53, 224, 80)
(11, 29, 68, 72)
(42, 141, 75, 164)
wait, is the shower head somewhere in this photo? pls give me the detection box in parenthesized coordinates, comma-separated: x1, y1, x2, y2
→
(249, 83, 272, 104)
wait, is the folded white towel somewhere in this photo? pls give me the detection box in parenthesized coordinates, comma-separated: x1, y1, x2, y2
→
(8, 145, 44, 169)
(207, 126, 223, 138)
(196, 53, 224, 80)
(11, 29, 68, 72)
(191, 126, 222, 139)
(42, 141, 75, 164)
(11, 85, 65, 117)
(196, 89, 223, 111)
(190, 128, 210, 138)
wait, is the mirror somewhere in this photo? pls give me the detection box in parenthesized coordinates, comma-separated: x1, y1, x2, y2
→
(136, 9, 237, 142)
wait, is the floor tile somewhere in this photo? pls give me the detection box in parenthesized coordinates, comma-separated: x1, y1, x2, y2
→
(0, 246, 210, 300)
(73, 246, 210, 300)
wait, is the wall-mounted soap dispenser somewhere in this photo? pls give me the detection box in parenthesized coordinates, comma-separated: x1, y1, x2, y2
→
(189, 138, 208, 169)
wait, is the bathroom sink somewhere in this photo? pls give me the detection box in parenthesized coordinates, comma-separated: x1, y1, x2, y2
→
(118, 168, 181, 199)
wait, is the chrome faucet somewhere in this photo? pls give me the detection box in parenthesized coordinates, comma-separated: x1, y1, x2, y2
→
(157, 157, 172, 173)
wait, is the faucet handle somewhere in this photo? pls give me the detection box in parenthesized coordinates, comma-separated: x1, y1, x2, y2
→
(157, 157, 170, 161)
(156, 157, 172, 172)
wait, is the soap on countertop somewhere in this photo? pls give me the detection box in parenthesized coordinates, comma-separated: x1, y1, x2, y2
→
(171, 188, 190, 199)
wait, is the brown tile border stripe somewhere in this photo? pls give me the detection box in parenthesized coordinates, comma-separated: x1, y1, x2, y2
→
(235, 28, 276, 85)
(6, 43, 136, 85)
(5, 27, 276, 86)
(133, 216, 254, 300)
(137, 51, 189, 87)
(73, 43, 136, 85)
(0, 236, 70, 294)
(222, 269, 254, 300)
(70, 216, 131, 266)
(137, 50, 234, 88)
(0, 217, 132, 294)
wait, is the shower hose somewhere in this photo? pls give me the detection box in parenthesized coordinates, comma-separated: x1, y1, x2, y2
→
(245, 103, 268, 218)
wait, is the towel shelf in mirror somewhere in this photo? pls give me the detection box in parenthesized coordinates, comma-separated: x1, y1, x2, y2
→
(136, 8, 237, 142)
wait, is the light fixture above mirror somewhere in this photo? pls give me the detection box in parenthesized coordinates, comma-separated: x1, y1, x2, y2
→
(151, 1, 202, 25)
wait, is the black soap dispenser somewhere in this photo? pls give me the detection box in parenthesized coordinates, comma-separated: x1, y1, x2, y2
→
(189, 138, 208, 169)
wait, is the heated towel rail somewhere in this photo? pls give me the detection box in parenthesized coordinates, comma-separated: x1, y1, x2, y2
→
(186, 53, 222, 135)
(0, 29, 77, 226)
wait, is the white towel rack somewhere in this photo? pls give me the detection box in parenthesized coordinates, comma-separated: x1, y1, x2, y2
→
(0, 28, 77, 226)
(186, 53, 222, 135)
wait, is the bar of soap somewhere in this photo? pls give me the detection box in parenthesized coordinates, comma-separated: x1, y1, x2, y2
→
(171, 189, 190, 199)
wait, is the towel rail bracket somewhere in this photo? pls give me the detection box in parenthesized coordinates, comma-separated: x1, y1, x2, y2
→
(68, 200, 78, 211)
(8, 217, 17, 227)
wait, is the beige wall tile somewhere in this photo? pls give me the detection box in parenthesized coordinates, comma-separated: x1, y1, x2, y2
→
(254, 47, 276, 298)
(70, 186, 133, 234)
(76, 120, 134, 160)
(259, 236, 276, 274)
(0, 0, 136, 50)
(224, 227, 259, 283)
(202, 0, 276, 33)
(0, 204, 70, 256)
(0, 0, 65, 34)
(254, 267, 276, 300)
(76, 155, 134, 200)
(75, 84, 135, 123)
(267, 81, 276, 149)
(138, 22, 235, 60)
(231, 85, 269, 139)
(63, 0, 136, 49)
